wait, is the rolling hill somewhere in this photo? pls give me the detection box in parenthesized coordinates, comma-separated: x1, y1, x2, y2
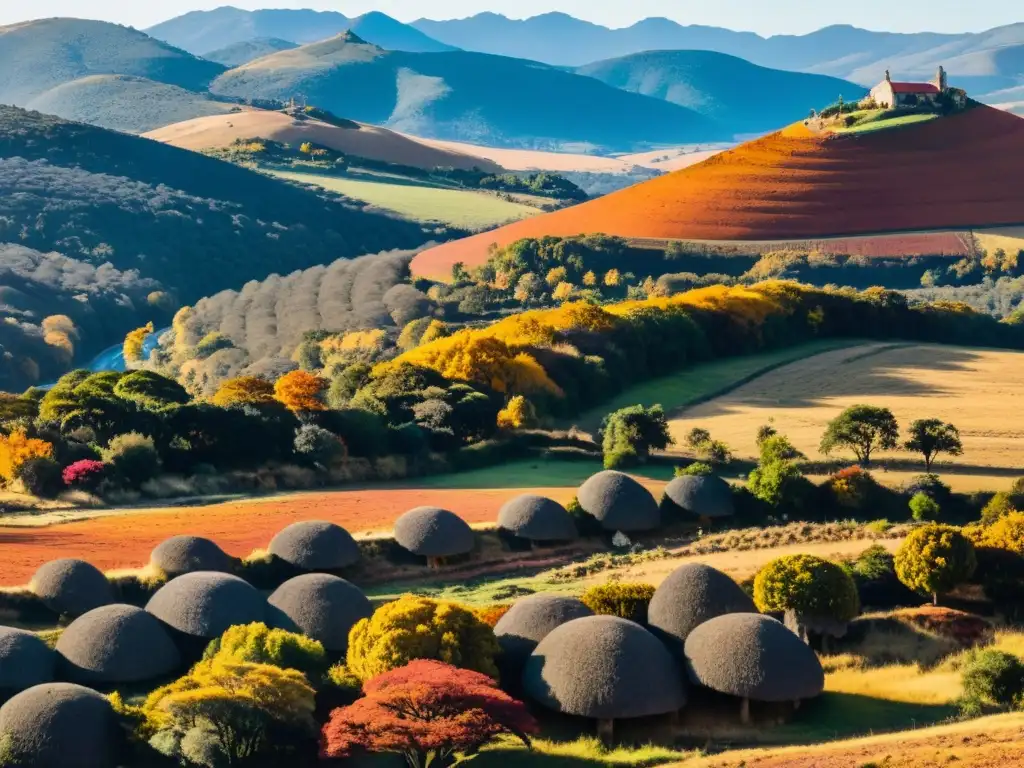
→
(410, 104, 1024, 277)
(26, 75, 236, 134)
(147, 7, 454, 56)
(143, 109, 502, 172)
(0, 17, 225, 106)
(202, 38, 298, 67)
(209, 33, 723, 151)
(576, 50, 867, 135)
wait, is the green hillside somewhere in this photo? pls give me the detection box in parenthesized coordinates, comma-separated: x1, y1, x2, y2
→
(0, 18, 225, 105)
(210, 34, 724, 151)
(0, 106, 430, 305)
(26, 75, 236, 134)
(576, 50, 868, 135)
(202, 38, 298, 67)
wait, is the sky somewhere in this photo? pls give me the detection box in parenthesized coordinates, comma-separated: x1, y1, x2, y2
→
(0, 0, 1018, 35)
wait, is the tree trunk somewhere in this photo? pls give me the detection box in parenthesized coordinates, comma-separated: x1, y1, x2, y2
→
(739, 697, 751, 725)
(597, 719, 615, 746)
(933, 592, 939, 606)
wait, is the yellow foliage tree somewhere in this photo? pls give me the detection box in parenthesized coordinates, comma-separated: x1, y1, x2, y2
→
(552, 281, 575, 302)
(211, 376, 276, 407)
(545, 266, 568, 287)
(980, 512, 1024, 555)
(299, 142, 314, 154)
(274, 370, 327, 412)
(583, 270, 597, 287)
(141, 658, 316, 763)
(0, 430, 54, 482)
(603, 268, 622, 287)
(497, 396, 537, 429)
(419, 319, 450, 346)
(123, 322, 154, 364)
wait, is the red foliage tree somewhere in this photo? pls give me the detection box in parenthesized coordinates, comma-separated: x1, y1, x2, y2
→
(320, 660, 537, 768)
(62, 459, 106, 490)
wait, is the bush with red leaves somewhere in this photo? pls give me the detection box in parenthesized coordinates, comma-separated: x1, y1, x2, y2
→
(62, 459, 106, 490)
(320, 659, 537, 767)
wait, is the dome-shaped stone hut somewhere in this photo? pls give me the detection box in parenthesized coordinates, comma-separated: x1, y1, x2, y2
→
(662, 474, 734, 520)
(145, 572, 265, 642)
(522, 615, 686, 741)
(0, 683, 118, 768)
(393, 507, 474, 567)
(0, 627, 55, 694)
(29, 559, 115, 618)
(497, 495, 578, 544)
(494, 594, 593, 678)
(150, 535, 233, 578)
(647, 563, 757, 656)
(268, 520, 361, 571)
(56, 604, 181, 685)
(576, 471, 660, 532)
(684, 613, 825, 723)
(267, 574, 373, 653)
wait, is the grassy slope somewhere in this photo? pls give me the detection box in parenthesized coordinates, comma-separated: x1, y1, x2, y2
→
(270, 169, 542, 229)
(572, 339, 860, 433)
(836, 112, 940, 134)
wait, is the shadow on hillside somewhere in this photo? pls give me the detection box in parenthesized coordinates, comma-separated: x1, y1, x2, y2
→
(778, 691, 958, 744)
(688, 345, 984, 418)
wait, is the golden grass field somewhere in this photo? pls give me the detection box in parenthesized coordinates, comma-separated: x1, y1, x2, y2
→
(670, 343, 1024, 491)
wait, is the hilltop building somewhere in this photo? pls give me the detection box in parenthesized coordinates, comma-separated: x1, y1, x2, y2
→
(868, 66, 967, 109)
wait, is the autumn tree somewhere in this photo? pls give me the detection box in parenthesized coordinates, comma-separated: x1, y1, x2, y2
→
(819, 405, 899, 465)
(211, 376, 276, 408)
(583, 270, 597, 287)
(905, 418, 964, 472)
(321, 660, 537, 768)
(123, 322, 155, 364)
(497, 396, 537, 430)
(0, 430, 54, 483)
(895, 524, 977, 605)
(141, 658, 317, 765)
(603, 269, 622, 287)
(274, 370, 327, 413)
(753, 554, 860, 635)
(552, 281, 575, 302)
(203, 623, 327, 681)
(545, 266, 568, 287)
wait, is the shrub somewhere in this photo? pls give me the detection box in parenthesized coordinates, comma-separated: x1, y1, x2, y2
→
(979, 512, 1024, 554)
(293, 424, 345, 467)
(101, 432, 160, 487)
(580, 582, 656, 624)
(826, 466, 882, 511)
(321, 660, 537, 768)
(346, 596, 501, 682)
(910, 492, 941, 522)
(753, 554, 860, 625)
(62, 459, 106, 490)
(600, 405, 673, 468)
(15, 457, 64, 498)
(852, 544, 895, 582)
(475, 604, 513, 627)
(497, 396, 537, 430)
(203, 622, 328, 681)
(960, 649, 1024, 715)
(675, 462, 713, 477)
(758, 434, 804, 464)
(894, 524, 977, 605)
(981, 492, 1019, 525)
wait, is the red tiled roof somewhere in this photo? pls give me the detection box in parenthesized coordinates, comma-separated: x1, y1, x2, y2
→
(890, 82, 939, 94)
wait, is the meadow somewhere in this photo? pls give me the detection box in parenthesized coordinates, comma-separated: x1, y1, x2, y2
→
(270, 168, 545, 229)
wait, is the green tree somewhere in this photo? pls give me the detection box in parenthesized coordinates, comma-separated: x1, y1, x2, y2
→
(894, 524, 977, 605)
(600, 404, 673, 469)
(753, 554, 860, 628)
(747, 459, 809, 509)
(758, 434, 805, 464)
(904, 419, 963, 472)
(959, 650, 1024, 716)
(820, 405, 899, 465)
(112, 370, 190, 411)
(102, 432, 160, 487)
(580, 583, 655, 624)
(347, 596, 500, 682)
(685, 427, 711, 450)
(909, 492, 941, 522)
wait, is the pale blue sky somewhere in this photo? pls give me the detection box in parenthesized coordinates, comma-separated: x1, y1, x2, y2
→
(1, 1, 1018, 35)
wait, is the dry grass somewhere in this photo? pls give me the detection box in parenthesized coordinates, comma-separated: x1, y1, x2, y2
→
(671, 343, 1024, 483)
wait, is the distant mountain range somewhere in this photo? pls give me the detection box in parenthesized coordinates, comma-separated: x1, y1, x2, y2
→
(147, 8, 455, 57)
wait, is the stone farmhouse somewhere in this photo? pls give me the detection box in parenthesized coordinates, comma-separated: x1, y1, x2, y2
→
(868, 66, 967, 109)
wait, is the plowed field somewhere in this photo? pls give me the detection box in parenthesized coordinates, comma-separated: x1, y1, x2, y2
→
(412, 105, 1024, 277)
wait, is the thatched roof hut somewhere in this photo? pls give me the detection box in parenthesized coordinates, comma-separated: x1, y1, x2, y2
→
(497, 495, 578, 542)
(684, 613, 825, 722)
(0, 683, 118, 767)
(0, 627, 55, 693)
(150, 535, 233, 578)
(267, 574, 373, 652)
(56, 605, 182, 685)
(29, 559, 115, 618)
(576, 471, 660, 532)
(268, 520, 361, 570)
(393, 507, 474, 559)
(145, 572, 265, 639)
(494, 594, 593, 668)
(663, 475, 734, 519)
(647, 563, 757, 656)
(522, 615, 686, 739)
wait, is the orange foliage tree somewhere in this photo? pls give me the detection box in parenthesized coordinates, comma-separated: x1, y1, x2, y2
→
(274, 370, 328, 412)
(211, 376, 276, 407)
(0, 430, 55, 482)
(320, 660, 537, 768)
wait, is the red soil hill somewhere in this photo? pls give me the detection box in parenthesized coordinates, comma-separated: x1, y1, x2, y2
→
(411, 105, 1024, 278)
